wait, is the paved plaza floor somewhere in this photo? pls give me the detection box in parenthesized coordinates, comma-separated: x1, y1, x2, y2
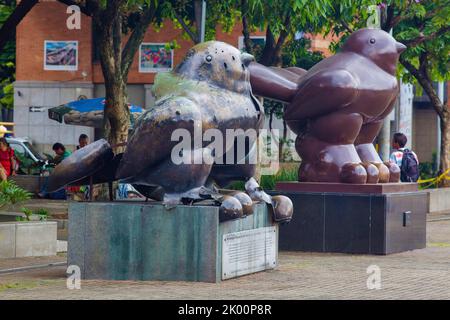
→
(0, 214, 449, 300)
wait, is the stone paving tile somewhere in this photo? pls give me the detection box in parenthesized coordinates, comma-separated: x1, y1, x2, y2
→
(0, 255, 66, 270)
(0, 220, 449, 300)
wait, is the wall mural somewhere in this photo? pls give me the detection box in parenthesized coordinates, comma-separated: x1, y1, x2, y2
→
(139, 43, 173, 73)
(44, 40, 78, 71)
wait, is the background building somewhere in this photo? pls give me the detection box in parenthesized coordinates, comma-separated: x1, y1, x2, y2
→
(13, 0, 447, 165)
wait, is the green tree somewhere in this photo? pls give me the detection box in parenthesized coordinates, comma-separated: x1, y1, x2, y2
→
(240, 0, 331, 66)
(57, 0, 160, 152)
(162, 0, 240, 44)
(323, 0, 450, 184)
(57, 1, 237, 151)
(0, 0, 17, 114)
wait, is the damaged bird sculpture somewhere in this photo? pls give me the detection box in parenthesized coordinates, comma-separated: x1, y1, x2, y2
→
(249, 28, 405, 184)
(48, 41, 293, 223)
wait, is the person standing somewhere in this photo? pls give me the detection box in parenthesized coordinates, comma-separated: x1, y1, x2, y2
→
(0, 137, 17, 181)
(390, 132, 420, 182)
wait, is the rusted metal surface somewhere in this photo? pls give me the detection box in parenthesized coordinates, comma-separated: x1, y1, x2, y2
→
(47, 41, 293, 222)
(249, 28, 406, 184)
(68, 201, 276, 282)
(47, 139, 114, 192)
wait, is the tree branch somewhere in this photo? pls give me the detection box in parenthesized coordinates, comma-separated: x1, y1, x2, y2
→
(173, 9, 199, 44)
(340, 19, 353, 33)
(400, 56, 445, 119)
(272, 13, 291, 66)
(0, 0, 38, 52)
(382, 3, 395, 31)
(241, 0, 253, 54)
(402, 26, 450, 47)
(122, 2, 158, 79)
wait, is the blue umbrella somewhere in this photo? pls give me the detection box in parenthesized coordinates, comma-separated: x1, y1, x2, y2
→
(48, 97, 144, 128)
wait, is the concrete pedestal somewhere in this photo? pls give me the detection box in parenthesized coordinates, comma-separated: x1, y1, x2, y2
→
(68, 201, 278, 283)
(275, 183, 427, 255)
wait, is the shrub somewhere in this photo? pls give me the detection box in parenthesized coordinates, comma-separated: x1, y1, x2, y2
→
(0, 180, 32, 209)
(226, 166, 299, 191)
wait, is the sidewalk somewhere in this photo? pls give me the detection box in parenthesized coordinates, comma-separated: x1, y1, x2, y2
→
(0, 217, 449, 300)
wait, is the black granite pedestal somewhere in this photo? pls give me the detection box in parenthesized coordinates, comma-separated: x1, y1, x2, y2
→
(275, 182, 427, 255)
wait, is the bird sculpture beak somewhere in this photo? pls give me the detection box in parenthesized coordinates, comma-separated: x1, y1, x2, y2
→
(241, 53, 255, 66)
(396, 42, 406, 54)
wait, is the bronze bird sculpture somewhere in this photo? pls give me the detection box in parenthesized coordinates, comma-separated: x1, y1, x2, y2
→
(249, 28, 405, 184)
(48, 41, 293, 222)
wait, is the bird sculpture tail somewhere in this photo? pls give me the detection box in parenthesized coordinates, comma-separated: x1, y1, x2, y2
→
(47, 139, 120, 193)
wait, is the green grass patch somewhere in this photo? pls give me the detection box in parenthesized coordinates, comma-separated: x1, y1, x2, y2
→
(227, 166, 299, 191)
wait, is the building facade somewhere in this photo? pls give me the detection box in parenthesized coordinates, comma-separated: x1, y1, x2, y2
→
(14, 1, 445, 165)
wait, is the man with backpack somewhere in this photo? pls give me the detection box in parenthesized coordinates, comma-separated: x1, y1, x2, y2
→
(389, 132, 420, 182)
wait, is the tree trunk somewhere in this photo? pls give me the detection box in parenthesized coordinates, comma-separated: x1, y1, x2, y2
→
(194, 0, 202, 41)
(259, 26, 276, 66)
(95, 10, 130, 154)
(279, 119, 288, 162)
(104, 80, 130, 153)
(399, 56, 449, 185)
(271, 14, 291, 67)
(439, 111, 450, 187)
(241, 0, 253, 54)
(268, 110, 274, 132)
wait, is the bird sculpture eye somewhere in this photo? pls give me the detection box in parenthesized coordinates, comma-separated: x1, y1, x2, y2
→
(369, 38, 376, 44)
(205, 55, 213, 63)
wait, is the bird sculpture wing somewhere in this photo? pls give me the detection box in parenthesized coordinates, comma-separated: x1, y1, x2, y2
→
(115, 96, 202, 180)
(284, 68, 359, 122)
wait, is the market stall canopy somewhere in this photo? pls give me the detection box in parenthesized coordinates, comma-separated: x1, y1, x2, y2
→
(48, 97, 143, 128)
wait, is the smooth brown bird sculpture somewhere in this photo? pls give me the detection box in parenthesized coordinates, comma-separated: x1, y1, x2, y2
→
(249, 28, 405, 184)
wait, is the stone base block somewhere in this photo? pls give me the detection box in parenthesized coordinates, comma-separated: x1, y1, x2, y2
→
(275, 183, 427, 255)
(68, 202, 278, 283)
(0, 221, 57, 258)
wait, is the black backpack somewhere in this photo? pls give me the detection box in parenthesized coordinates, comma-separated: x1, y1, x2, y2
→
(400, 149, 419, 182)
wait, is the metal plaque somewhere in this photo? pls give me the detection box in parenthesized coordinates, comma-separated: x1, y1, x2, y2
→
(222, 226, 277, 280)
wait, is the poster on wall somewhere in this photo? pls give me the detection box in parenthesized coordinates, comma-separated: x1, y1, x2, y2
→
(44, 40, 78, 71)
(238, 36, 266, 52)
(139, 43, 173, 73)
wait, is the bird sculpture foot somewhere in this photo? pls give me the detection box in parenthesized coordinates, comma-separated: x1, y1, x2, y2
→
(371, 162, 390, 183)
(218, 195, 244, 222)
(245, 178, 293, 223)
(339, 163, 368, 184)
(384, 161, 401, 182)
(361, 162, 380, 184)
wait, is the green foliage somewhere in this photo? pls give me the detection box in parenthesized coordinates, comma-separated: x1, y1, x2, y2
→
(16, 207, 49, 222)
(260, 166, 298, 190)
(0, 180, 32, 209)
(226, 166, 298, 191)
(20, 207, 33, 221)
(0, 1, 15, 110)
(393, 0, 450, 86)
(161, 0, 240, 42)
(282, 37, 325, 70)
(321, 0, 450, 92)
(245, 0, 332, 36)
(418, 152, 439, 189)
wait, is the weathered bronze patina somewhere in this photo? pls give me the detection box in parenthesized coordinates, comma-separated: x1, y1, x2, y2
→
(48, 41, 293, 222)
(249, 28, 405, 184)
